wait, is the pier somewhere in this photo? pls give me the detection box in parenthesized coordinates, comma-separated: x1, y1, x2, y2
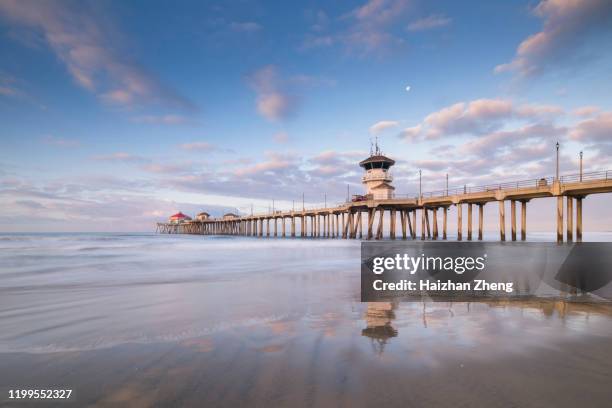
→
(157, 169, 612, 243)
(157, 141, 612, 243)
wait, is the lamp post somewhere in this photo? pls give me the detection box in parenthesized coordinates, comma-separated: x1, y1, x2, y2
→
(419, 169, 422, 198)
(324, 193, 327, 208)
(302, 192, 305, 211)
(446, 173, 448, 196)
(580, 151, 583, 182)
(555, 141, 560, 181)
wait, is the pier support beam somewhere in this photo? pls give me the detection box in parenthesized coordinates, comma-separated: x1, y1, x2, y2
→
(411, 210, 416, 239)
(376, 208, 384, 240)
(467, 204, 473, 241)
(566, 197, 573, 242)
(432, 208, 438, 240)
(367, 209, 375, 240)
(556, 196, 563, 243)
(478, 204, 484, 241)
(499, 201, 505, 241)
(576, 197, 583, 242)
(511, 200, 517, 241)
(407, 210, 414, 239)
(457, 203, 462, 241)
(442, 207, 447, 240)
(345, 212, 352, 238)
(521, 201, 527, 241)
(291, 216, 295, 237)
(390, 209, 396, 239)
(421, 209, 426, 240)
(400, 210, 407, 239)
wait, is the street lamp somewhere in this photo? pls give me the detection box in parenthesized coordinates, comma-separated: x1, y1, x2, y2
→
(580, 151, 583, 182)
(555, 141, 560, 181)
(446, 173, 448, 196)
(419, 169, 422, 198)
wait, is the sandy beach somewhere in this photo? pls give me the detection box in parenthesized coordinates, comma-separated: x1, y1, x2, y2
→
(1, 234, 612, 407)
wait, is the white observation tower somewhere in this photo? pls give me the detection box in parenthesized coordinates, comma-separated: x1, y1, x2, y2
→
(359, 138, 395, 200)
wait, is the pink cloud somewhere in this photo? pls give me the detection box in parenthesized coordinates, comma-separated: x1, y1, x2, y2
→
(406, 14, 451, 31)
(569, 111, 612, 142)
(495, 0, 612, 77)
(399, 99, 563, 140)
(370, 120, 399, 134)
(179, 142, 215, 151)
(0, 0, 194, 110)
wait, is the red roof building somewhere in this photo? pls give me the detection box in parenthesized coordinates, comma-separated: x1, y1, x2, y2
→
(169, 212, 192, 223)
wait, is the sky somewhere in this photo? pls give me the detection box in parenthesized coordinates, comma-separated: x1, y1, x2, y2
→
(0, 0, 611, 232)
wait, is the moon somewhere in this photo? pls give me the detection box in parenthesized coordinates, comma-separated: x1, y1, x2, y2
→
(405, 85, 411, 92)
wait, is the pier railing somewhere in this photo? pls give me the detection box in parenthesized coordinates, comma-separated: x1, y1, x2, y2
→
(393, 170, 611, 199)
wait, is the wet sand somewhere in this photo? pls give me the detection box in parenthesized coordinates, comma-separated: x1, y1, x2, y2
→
(1, 234, 612, 407)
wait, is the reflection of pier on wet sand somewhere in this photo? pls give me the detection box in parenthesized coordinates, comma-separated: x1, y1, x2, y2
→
(361, 299, 612, 354)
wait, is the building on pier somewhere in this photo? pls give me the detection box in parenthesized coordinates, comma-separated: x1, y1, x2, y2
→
(169, 212, 191, 224)
(223, 213, 239, 220)
(359, 141, 396, 200)
(196, 212, 210, 221)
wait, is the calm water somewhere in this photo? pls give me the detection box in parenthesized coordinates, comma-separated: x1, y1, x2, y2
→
(1, 233, 612, 407)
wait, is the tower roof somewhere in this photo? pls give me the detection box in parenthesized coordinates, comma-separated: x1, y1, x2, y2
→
(359, 155, 395, 168)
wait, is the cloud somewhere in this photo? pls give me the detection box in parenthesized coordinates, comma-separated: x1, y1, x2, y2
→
(0, 0, 194, 110)
(0, 177, 240, 232)
(92, 151, 201, 175)
(233, 152, 296, 177)
(93, 152, 149, 163)
(0, 85, 20, 97)
(398, 98, 563, 141)
(573, 106, 600, 117)
(273, 132, 289, 143)
(0, 72, 25, 98)
(14, 199, 46, 209)
(302, 0, 412, 55)
(132, 114, 189, 125)
(41, 135, 80, 147)
(229, 21, 262, 32)
(179, 142, 215, 151)
(248, 65, 298, 121)
(370, 120, 399, 134)
(391, 99, 601, 188)
(406, 14, 451, 31)
(569, 111, 612, 142)
(495, 0, 612, 77)
(141, 162, 194, 175)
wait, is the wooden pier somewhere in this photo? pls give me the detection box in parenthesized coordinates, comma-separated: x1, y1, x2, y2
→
(157, 170, 612, 243)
